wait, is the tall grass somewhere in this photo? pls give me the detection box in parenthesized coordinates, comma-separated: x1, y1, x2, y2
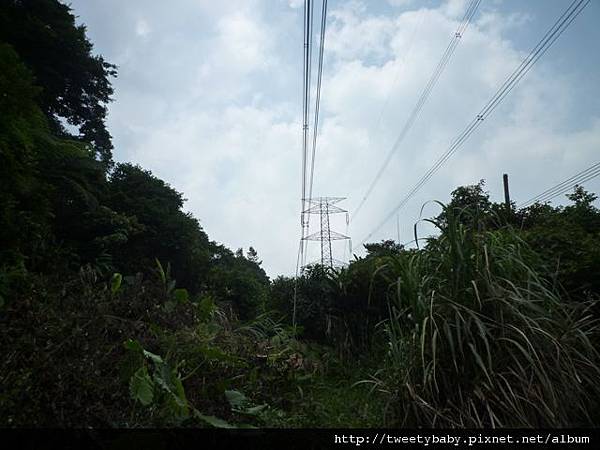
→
(370, 204, 600, 427)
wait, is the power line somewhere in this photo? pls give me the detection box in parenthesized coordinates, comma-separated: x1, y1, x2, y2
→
(520, 162, 600, 206)
(360, 0, 590, 245)
(295, 0, 315, 325)
(292, 239, 302, 328)
(519, 161, 600, 208)
(352, 0, 482, 220)
(307, 0, 328, 205)
(301, 0, 313, 221)
(306, 0, 328, 248)
(300, 0, 315, 266)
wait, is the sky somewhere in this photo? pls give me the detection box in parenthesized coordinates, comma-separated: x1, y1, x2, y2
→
(67, 0, 600, 277)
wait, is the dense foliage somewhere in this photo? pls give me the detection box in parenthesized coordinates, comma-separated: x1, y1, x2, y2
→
(0, 0, 116, 166)
(1, 0, 599, 429)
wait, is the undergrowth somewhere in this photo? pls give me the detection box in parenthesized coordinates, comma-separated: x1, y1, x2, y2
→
(0, 261, 378, 427)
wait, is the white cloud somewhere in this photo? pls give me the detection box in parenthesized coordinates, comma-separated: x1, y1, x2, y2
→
(69, 0, 600, 276)
(135, 18, 150, 37)
(327, 3, 396, 61)
(442, 0, 469, 18)
(215, 12, 273, 72)
(387, 0, 415, 7)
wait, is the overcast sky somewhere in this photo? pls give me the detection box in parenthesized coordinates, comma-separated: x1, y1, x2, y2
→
(67, 0, 600, 277)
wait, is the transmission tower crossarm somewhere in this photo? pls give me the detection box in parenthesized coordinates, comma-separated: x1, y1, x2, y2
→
(303, 204, 347, 214)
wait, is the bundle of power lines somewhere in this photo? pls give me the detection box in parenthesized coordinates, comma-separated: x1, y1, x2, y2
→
(298, 0, 328, 268)
(358, 0, 592, 245)
(294, 0, 328, 325)
(353, 0, 482, 219)
(520, 161, 600, 208)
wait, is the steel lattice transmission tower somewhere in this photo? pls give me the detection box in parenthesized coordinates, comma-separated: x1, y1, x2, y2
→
(302, 197, 350, 268)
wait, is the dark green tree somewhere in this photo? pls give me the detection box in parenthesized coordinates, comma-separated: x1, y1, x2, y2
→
(0, 0, 117, 166)
(363, 239, 403, 258)
(437, 180, 492, 228)
(519, 186, 600, 298)
(0, 43, 50, 267)
(208, 243, 269, 320)
(107, 163, 211, 292)
(246, 246, 260, 264)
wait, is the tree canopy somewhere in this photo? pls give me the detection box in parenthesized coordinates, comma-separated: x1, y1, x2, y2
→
(0, 0, 117, 166)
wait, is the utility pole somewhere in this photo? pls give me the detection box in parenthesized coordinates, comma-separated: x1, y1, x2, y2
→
(503, 173, 511, 210)
(302, 197, 350, 268)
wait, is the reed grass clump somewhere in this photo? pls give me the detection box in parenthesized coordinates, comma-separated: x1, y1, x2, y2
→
(370, 204, 600, 427)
